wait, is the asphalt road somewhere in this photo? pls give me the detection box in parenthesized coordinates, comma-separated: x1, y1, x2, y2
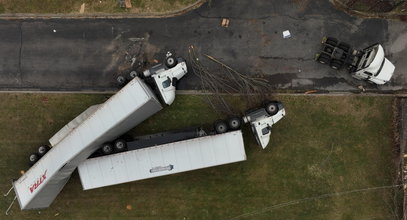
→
(0, 0, 406, 92)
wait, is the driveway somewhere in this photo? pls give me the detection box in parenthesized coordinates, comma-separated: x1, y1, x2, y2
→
(0, 0, 405, 92)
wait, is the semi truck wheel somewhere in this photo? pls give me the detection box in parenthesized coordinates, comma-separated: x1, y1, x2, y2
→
(29, 153, 40, 166)
(114, 139, 127, 152)
(228, 117, 242, 130)
(101, 143, 113, 155)
(165, 56, 177, 68)
(129, 71, 138, 79)
(214, 120, 228, 134)
(117, 76, 127, 85)
(330, 59, 342, 70)
(325, 37, 338, 47)
(38, 145, 51, 156)
(338, 42, 351, 53)
(265, 102, 279, 115)
(317, 54, 330, 64)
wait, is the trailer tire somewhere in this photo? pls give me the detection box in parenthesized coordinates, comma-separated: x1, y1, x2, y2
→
(265, 102, 279, 115)
(228, 117, 242, 130)
(338, 42, 351, 53)
(330, 59, 342, 70)
(165, 56, 177, 68)
(214, 120, 228, 134)
(114, 139, 127, 152)
(317, 54, 330, 64)
(38, 145, 51, 156)
(117, 76, 127, 85)
(325, 37, 338, 47)
(29, 153, 40, 166)
(129, 71, 138, 79)
(101, 143, 113, 155)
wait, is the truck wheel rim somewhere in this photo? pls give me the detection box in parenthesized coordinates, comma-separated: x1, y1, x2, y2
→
(116, 142, 124, 149)
(30, 155, 37, 162)
(167, 58, 174, 65)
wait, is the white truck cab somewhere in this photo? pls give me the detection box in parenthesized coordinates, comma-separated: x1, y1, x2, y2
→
(243, 102, 286, 149)
(317, 37, 395, 85)
(352, 44, 395, 85)
(142, 53, 187, 105)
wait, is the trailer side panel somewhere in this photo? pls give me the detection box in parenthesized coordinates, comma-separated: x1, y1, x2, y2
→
(78, 130, 247, 190)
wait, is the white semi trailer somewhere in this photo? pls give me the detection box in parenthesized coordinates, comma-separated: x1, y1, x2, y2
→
(77, 101, 285, 190)
(7, 56, 187, 211)
(78, 130, 247, 190)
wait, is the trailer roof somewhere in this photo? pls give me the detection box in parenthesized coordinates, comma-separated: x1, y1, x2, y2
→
(13, 77, 162, 210)
(78, 130, 246, 190)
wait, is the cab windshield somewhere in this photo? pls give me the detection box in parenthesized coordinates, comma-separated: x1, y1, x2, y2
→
(357, 45, 379, 71)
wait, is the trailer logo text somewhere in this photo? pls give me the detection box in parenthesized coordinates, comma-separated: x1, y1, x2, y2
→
(29, 170, 47, 193)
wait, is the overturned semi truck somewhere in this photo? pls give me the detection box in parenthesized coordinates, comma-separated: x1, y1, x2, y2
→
(7, 56, 187, 211)
(77, 101, 286, 190)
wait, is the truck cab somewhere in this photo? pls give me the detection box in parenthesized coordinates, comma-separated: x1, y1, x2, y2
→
(143, 54, 187, 105)
(352, 44, 395, 85)
(316, 37, 395, 85)
(243, 101, 286, 149)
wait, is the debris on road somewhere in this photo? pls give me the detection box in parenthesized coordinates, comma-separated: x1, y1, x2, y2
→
(283, 30, 291, 38)
(188, 45, 271, 115)
(221, 18, 230, 27)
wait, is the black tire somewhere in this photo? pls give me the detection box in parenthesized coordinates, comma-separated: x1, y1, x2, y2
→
(101, 143, 113, 155)
(228, 117, 242, 130)
(265, 102, 279, 115)
(330, 59, 343, 70)
(349, 66, 357, 73)
(317, 53, 330, 64)
(214, 120, 228, 134)
(117, 76, 126, 85)
(338, 42, 351, 53)
(38, 145, 51, 156)
(325, 37, 338, 47)
(114, 139, 127, 152)
(29, 153, 40, 166)
(129, 71, 138, 79)
(165, 56, 177, 68)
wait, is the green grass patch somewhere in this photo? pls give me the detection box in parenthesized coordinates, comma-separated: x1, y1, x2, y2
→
(0, 94, 401, 219)
(0, 0, 197, 14)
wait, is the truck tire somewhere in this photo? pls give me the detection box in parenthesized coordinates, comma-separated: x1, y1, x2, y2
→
(265, 102, 279, 115)
(117, 76, 127, 85)
(29, 153, 40, 166)
(129, 71, 138, 79)
(38, 145, 51, 156)
(317, 53, 330, 64)
(114, 139, 127, 152)
(214, 120, 228, 134)
(325, 37, 338, 47)
(228, 117, 242, 130)
(101, 143, 113, 155)
(330, 59, 342, 70)
(165, 56, 177, 68)
(338, 42, 351, 53)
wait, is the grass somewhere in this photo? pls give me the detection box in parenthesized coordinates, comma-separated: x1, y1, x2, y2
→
(0, 94, 401, 219)
(0, 0, 197, 14)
